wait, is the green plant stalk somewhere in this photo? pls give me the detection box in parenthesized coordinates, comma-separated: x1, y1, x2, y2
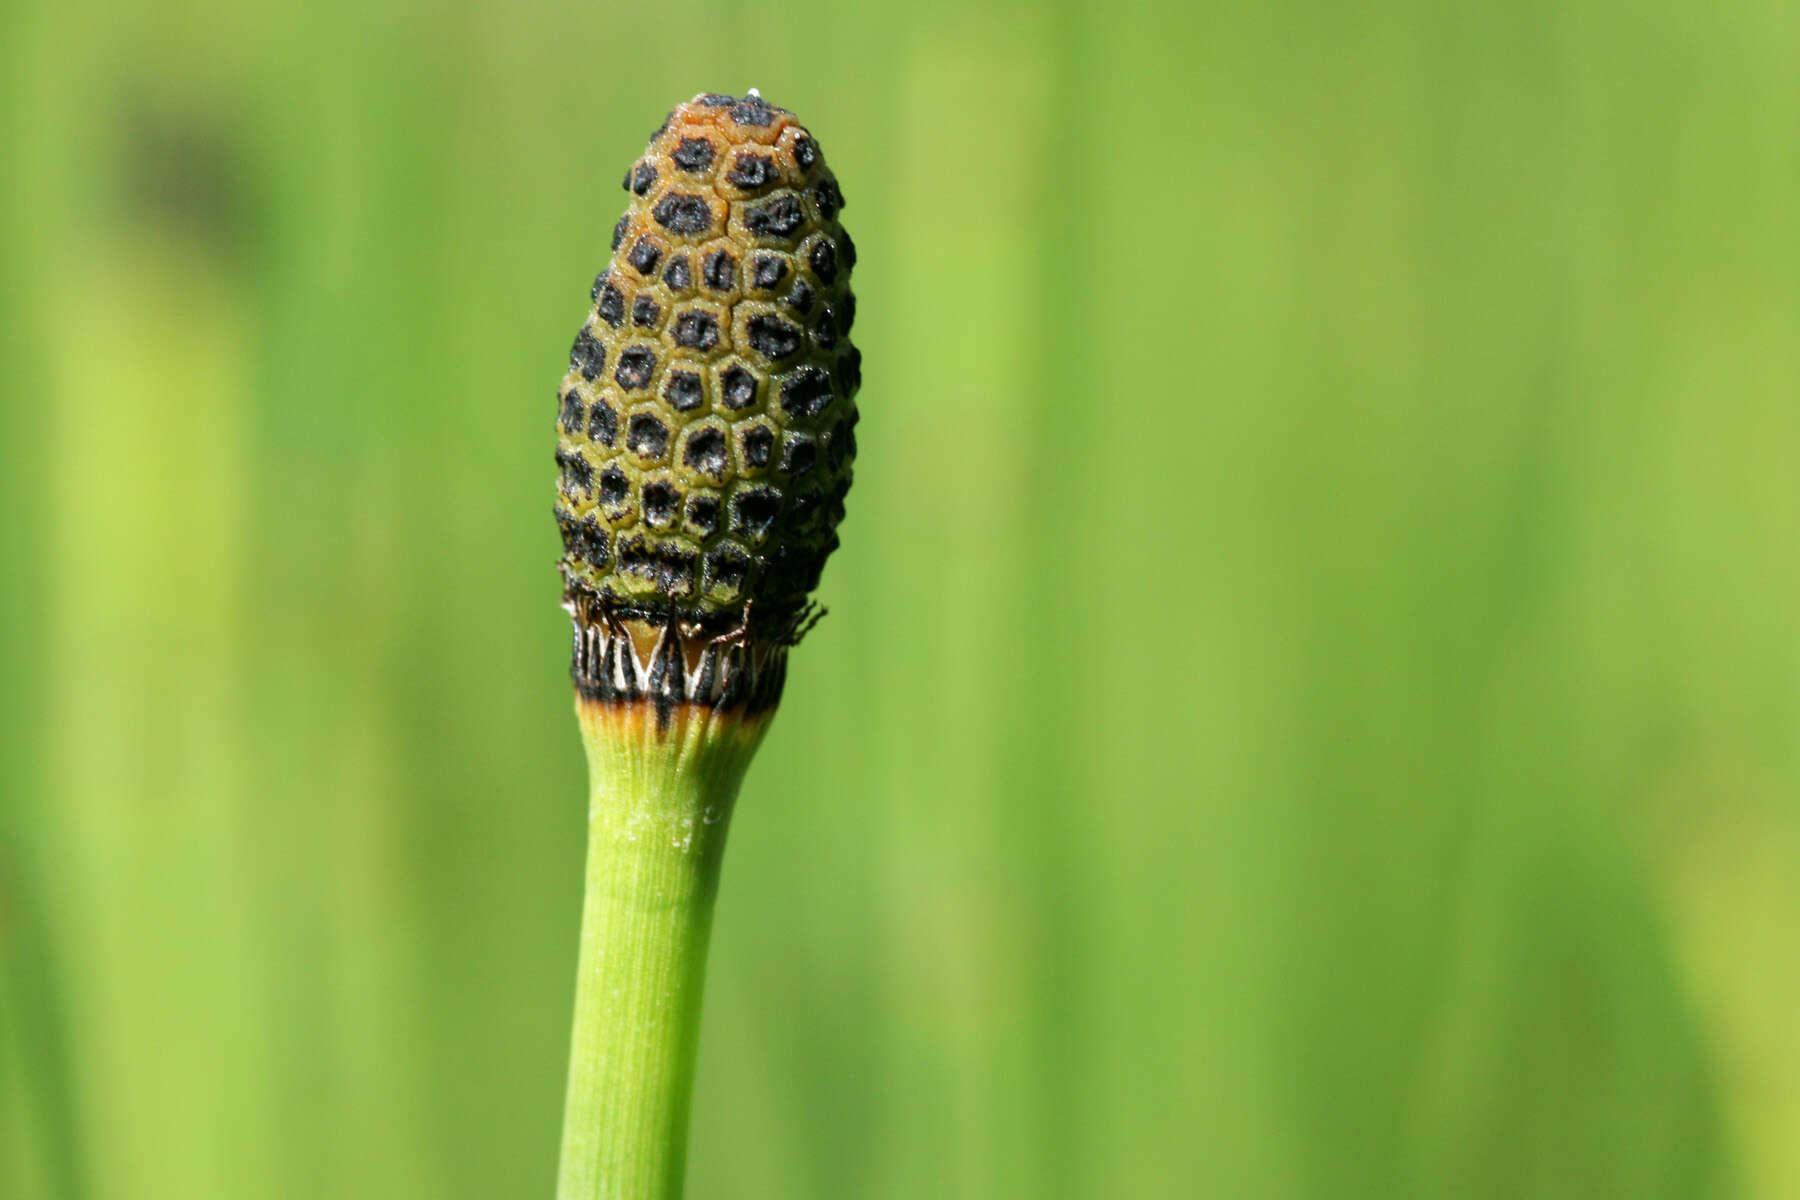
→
(556, 697, 770, 1200)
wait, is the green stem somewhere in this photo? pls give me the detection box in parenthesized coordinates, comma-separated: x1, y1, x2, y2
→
(556, 699, 769, 1200)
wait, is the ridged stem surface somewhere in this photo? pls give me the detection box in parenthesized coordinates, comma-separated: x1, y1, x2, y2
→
(557, 697, 769, 1200)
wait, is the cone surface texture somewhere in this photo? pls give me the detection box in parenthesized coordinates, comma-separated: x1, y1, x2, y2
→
(555, 92, 859, 635)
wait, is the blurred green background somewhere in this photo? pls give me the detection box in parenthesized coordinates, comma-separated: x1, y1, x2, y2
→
(4, 0, 1799, 1197)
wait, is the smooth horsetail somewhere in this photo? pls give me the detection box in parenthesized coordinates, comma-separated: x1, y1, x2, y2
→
(549, 91, 859, 1200)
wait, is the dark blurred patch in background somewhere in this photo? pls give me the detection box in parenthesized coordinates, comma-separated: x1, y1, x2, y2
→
(114, 89, 246, 256)
(4, 1, 1797, 1197)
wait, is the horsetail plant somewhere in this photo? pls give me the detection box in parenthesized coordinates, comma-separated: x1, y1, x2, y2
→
(550, 91, 860, 1199)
